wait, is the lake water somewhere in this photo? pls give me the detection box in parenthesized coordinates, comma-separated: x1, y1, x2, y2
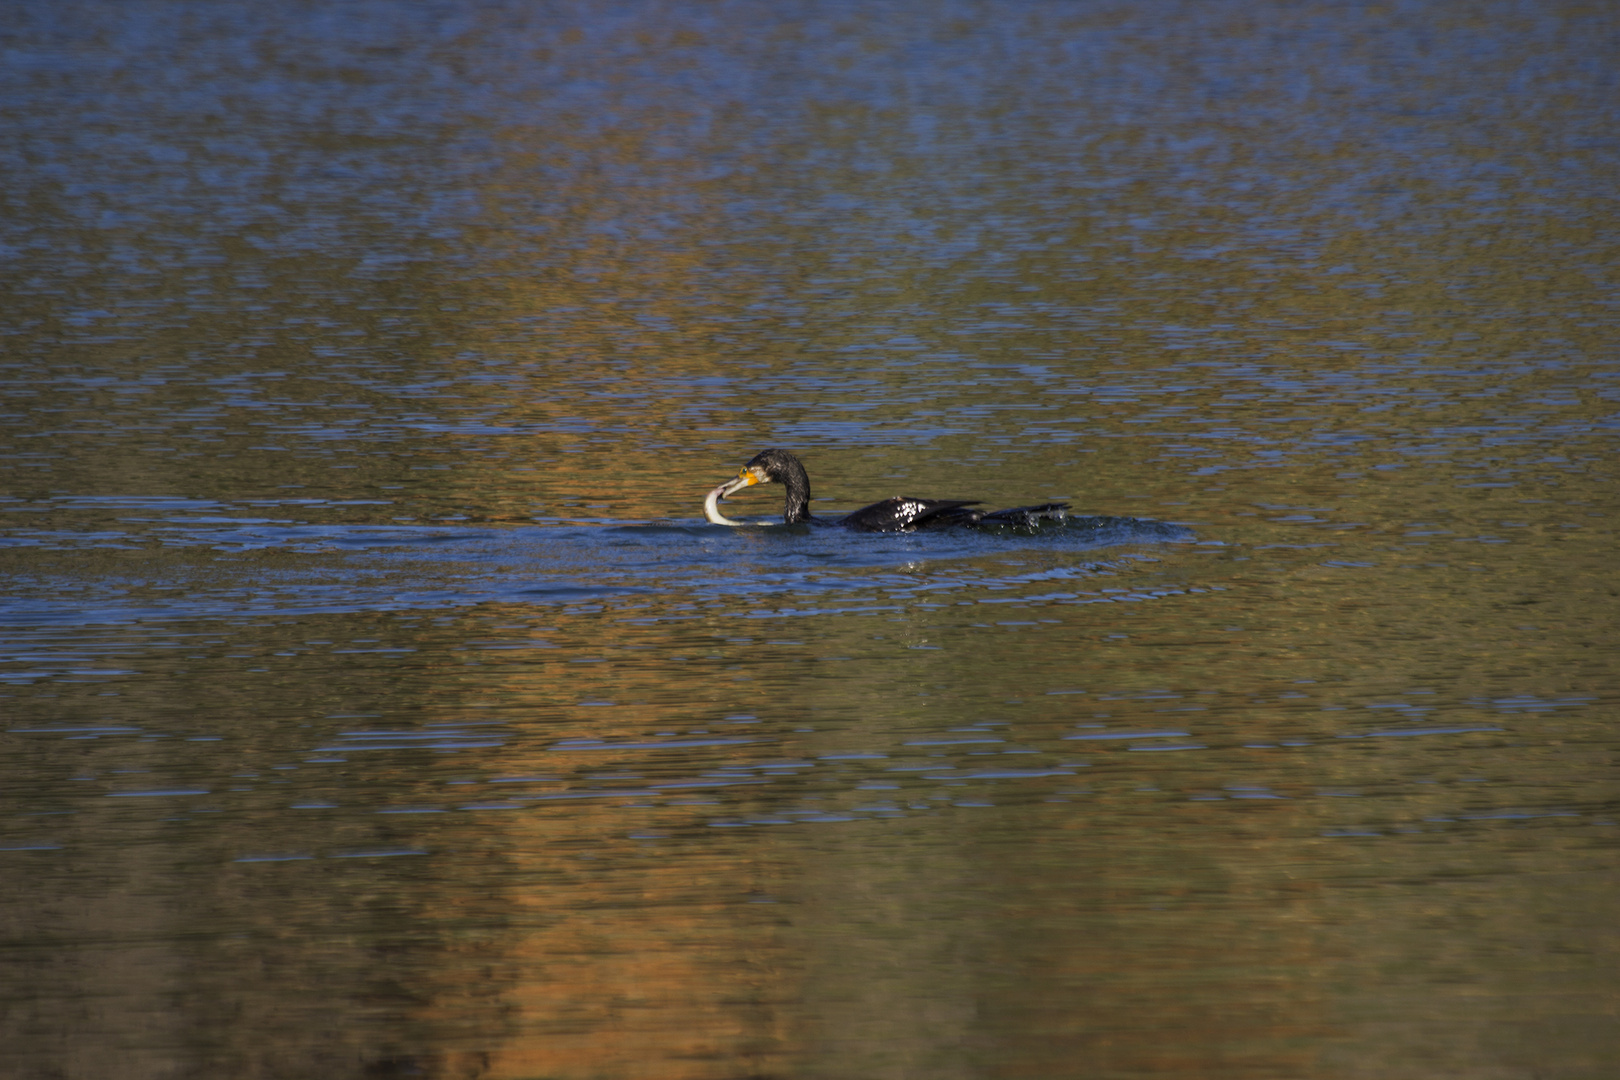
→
(2, 3, 1617, 1078)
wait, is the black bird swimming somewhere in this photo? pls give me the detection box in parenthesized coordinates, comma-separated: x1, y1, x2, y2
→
(704, 448, 1069, 532)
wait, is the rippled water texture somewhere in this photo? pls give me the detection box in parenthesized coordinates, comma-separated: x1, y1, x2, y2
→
(3, 3, 1618, 1078)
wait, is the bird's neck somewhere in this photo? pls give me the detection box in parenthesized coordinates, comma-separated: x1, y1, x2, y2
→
(780, 461, 812, 523)
(783, 488, 811, 523)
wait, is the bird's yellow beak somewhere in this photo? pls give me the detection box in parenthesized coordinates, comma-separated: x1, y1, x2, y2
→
(716, 466, 767, 499)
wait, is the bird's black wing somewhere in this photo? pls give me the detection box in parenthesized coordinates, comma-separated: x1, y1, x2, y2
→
(837, 497, 981, 533)
(974, 502, 1071, 528)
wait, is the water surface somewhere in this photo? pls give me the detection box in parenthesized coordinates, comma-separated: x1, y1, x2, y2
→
(2, 3, 1617, 1078)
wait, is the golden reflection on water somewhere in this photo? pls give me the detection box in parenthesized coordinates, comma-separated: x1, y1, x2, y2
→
(2, 1, 1618, 1078)
(3, 536, 1616, 1077)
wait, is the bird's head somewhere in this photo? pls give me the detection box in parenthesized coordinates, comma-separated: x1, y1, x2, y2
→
(714, 448, 802, 498)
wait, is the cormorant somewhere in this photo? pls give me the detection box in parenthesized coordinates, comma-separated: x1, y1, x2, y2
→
(704, 448, 1069, 532)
